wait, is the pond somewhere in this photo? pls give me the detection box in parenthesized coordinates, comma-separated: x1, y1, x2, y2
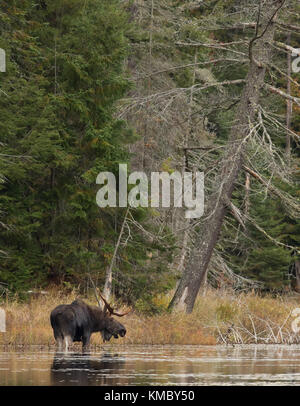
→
(0, 345, 300, 386)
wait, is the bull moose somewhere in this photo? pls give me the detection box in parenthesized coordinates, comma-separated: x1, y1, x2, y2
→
(50, 294, 129, 351)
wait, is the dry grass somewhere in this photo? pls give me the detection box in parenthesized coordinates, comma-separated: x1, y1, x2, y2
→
(1, 287, 300, 348)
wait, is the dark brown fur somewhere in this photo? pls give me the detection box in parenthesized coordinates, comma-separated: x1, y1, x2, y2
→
(50, 299, 126, 351)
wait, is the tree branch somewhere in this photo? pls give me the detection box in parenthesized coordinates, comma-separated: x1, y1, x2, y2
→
(274, 41, 300, 55)
(136, 58, 247, 80)
(265, 83, 300, 107)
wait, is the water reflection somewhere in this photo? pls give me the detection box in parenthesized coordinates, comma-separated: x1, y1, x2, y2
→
(51, 352, 125, 386)
(1, 345, 300, 386)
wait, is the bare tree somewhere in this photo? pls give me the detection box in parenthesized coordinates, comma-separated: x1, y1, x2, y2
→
(169, 0, 289, 313)
(103, 208, 130, 301)
(285, 32, 292, 164)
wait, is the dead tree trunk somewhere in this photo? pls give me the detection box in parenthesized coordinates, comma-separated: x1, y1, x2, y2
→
(294, 260, 300, 293)
(103, 208, 129, 301)
(169, 0, 285, 313)
(174, 49, 198, 273)
(285, 32, 292, 164)
(244, 172, 251, 218)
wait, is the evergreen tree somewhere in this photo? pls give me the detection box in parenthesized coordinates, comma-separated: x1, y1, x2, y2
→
(0, 0, 175, 303)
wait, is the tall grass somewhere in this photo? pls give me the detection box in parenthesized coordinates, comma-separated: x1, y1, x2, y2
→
(0, 288, 299, 347)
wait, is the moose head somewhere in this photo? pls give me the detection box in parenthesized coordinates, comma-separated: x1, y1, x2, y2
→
(97, 291, 130, 342)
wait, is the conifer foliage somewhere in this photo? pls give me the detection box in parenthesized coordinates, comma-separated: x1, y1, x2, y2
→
(0, 0, 174, 301)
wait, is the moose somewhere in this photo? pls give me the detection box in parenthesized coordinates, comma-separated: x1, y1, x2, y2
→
(50, 293, 129, 351)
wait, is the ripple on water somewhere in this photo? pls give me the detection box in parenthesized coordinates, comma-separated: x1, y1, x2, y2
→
(0, 345, 300, 385)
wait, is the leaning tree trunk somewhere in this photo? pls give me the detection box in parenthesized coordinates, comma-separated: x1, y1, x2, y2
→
(103, 208, 129, 301)
(169, 0, 285, 313)
(285, 32, 292, 164)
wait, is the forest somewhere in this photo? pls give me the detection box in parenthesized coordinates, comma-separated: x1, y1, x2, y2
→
(0, 0, 300, 346)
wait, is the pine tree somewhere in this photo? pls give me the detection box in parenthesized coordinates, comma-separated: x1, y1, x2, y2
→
(0, 0, 175, 302)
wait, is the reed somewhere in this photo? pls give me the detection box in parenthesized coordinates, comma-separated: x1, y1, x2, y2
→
(0, 287, 299, 347)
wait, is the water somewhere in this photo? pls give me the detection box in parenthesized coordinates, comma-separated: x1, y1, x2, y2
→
(1, 345, 300, 386)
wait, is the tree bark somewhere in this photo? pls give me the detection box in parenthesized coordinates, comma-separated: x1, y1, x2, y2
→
(169, 0, 285, 313)
(294, 260, 300, 293)
(244, 172, 251, 218)
(174, 49, 198, 273)
(142, 0, 154, 171)
(285, 32, 292, 164)
(103, 208, 129, 300)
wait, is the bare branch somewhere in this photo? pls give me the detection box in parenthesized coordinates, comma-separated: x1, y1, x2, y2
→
(274, 41, 300, 55)
(265, 83, 300, 107)
(223, 196, 246, 230)
(268, 63, 300, 88)
(243, 165, 300, 219)
(136, 58, 248, 80)
(176, 41, 247, 57)
(276, 22, 300, 34)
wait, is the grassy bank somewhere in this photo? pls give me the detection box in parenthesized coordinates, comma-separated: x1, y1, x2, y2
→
(0, 288, 300, 347)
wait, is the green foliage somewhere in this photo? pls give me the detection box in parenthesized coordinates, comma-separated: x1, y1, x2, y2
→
(0, 0, 175, 300)
(1, 0, 298, 303)
(222, 178, 299, 291)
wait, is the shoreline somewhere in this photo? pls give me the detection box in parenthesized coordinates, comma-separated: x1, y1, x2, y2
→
(0, 287, 299, 346)
(1, 342, 300, 351)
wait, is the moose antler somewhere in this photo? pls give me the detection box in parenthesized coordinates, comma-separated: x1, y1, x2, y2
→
(97, 290, 131, 317)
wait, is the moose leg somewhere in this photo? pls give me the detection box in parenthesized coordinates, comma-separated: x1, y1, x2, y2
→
(64, 335, 73, 352)
(53, 329, 64, 352)
(82, 333, 91, 352)
(56, 337, 63, 351)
